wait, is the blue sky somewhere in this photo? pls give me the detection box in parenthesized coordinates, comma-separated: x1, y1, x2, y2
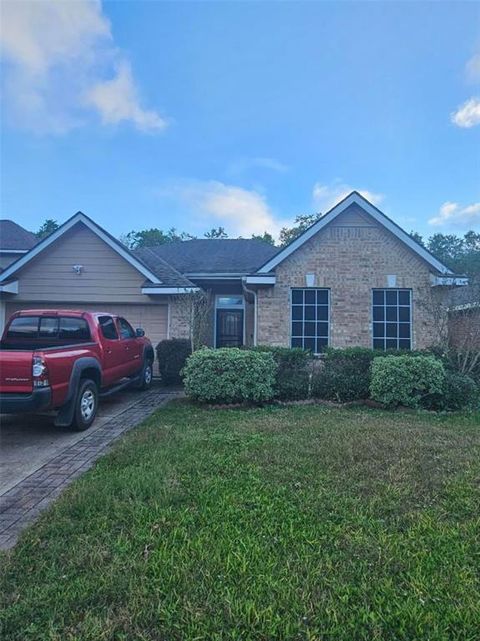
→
(1, 1, 479, 241)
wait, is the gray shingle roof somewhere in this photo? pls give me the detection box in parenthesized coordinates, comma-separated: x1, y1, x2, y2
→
(133, 246, 195, 286)
(135, 239, 278, 275)
(0, 220, 37, 251)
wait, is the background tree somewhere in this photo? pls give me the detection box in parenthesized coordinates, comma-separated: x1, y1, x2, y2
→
(204, 227, 228, 239)
(36, 219, 59, 239)
(251, 232, 275, 245)
(279, 213, 322, 246)
(124, 227, 194, 249)
(410, 230, 480, 282)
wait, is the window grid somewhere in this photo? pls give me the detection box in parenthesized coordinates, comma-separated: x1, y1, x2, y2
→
(291, 288, 330, 353)
(372, 289, 412, 351)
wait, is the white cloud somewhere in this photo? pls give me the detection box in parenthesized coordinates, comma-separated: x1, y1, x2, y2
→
(312, 182, 384, 212)
(466, 53, 480, 83)
(227, 157, 289, 177)
(451, 97, 480, 128)
(429, 201, 480, 228)
(162, 180, 290, 238)
(0, 0, 166, 133)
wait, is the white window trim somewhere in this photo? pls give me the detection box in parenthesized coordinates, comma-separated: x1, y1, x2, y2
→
(371, 288, 413, 351)
(290, 287, 330, 354)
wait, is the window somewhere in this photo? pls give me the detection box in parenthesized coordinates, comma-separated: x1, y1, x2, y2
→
(216, 296, 244, 308)
(118, 317, 135, 339)
(58, 317, 90, 340)
(39, 317, 59, 337)
(291, 288, 329, 353)
(6, 316, 40, 338)
(372, 289, 411, 350)
(99, 316, 118, 340)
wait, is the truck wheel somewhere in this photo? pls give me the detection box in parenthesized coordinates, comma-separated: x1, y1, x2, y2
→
(71, 378, 98, 431)
(135, 360, 153, 391)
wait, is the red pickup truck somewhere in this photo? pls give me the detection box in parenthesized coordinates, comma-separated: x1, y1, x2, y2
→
(0, 310, 155, 430)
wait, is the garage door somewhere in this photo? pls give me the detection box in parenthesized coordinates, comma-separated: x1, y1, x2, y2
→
(4, 302, 169, 348)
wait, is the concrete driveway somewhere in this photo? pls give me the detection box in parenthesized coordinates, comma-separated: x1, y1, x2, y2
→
(0, 387, 154, 495)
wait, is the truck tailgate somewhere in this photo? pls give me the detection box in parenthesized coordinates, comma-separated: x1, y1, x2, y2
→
(0, 351, 33, 393)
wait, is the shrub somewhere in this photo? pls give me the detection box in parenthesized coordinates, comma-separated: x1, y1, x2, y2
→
(370, 355, 445, 408)
(183, 348, 277, 404)
(156, 338, 191, 385)
(312, 347, 377, 402)
(254, 346, 312, 400)
(427, 371, 480, 412)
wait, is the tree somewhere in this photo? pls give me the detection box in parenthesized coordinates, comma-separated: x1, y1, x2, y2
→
(251, 232, 275, 246)
(172, 289, 212, 352)
(204, 227, 228, 239)
(124, 227, 194, 249)
(410, 230, 480, 282)
(36, 219, 59, 239)
(279, 213, 322, 247)
(409, 231, 424, 246)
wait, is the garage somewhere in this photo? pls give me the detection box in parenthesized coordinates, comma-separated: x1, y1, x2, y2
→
(4, 302, 168, 348)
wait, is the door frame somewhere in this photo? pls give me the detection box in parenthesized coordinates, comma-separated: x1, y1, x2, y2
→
(214, 295, 245, 348)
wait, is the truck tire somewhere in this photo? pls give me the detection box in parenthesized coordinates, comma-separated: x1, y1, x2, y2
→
(71, 378, 98, 431)
(134, 359, 153, 391)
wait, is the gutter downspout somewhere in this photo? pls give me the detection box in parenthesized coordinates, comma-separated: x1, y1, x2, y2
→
(242, 279, 257, 347)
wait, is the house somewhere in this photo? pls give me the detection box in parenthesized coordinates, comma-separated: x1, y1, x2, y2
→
(0, 192, 467, 350)
(448, 285, 480, 350)
(0, 220, 37, 270)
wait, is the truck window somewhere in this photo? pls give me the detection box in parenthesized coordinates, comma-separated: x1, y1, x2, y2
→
(99, 316, 118, 340)
(39, 317, 59, 337)
(118, 317, 135, 339)
(58, 318, 90, 340)
(6, 316, 40, 338)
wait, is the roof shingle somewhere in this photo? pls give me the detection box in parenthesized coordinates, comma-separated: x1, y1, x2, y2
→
(0, 220, 37, 251)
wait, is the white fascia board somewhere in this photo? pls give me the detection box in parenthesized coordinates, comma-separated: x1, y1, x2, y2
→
(0, 213, 162, 285)
(142, 287, 200, 295)
(431, 275, 469, 286)
(0, 280, 19, 293)
(258, 192, 454, 275)
(0, 249, 28, 254)
(243, 275, 276, 285)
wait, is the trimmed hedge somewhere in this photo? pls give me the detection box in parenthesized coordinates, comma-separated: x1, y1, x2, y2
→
(183, 348, 277, 404)
(312, 347, 376, 402)
(254, 346, 312, 400)
(156, 338, 191, 385)
(370, 355, 445, 408)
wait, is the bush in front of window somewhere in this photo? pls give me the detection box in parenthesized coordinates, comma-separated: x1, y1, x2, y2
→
(370, 355, 445, 408)
(183, 348, 277, 404)
(156, 338, 192, 385)
(311, 347, 378, 402)
(253, 346, 312, 400)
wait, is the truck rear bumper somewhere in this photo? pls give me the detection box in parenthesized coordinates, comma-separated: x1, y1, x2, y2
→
(0, 388, 52, 413)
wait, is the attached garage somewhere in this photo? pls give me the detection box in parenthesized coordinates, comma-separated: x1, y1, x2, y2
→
(4, 302, 168, 348)
(0, 213, 196, 347)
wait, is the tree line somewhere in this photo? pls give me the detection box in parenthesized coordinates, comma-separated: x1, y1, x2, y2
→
(34, 216, 479, 279)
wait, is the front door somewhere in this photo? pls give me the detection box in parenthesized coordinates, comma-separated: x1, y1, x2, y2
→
(216, 309, 244, 347)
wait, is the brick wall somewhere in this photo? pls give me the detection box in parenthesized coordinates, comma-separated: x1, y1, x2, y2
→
(256, 204, 448, 350)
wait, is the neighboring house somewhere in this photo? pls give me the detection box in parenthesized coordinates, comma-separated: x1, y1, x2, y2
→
(0, 192, 467, 350)
(0, 220, 37, 270)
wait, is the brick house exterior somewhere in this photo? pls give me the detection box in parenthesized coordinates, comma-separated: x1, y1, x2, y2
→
(0, 192, 466, 351)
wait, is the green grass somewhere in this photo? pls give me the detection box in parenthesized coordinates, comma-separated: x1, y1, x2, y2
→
(1, 403, 479, 641)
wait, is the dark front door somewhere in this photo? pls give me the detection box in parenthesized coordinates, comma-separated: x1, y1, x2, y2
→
(216, 309, 244, 347)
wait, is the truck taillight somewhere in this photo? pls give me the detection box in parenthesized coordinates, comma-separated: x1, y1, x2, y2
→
(32, 355, 50, 387)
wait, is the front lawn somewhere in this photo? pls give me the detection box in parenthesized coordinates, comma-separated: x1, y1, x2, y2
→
(1, 403, 479, 640)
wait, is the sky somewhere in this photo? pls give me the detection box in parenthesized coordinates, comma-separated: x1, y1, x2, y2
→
(1, 0, 479, 242)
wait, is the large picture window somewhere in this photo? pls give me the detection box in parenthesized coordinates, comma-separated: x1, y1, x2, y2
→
(291, 288, 329, 353)
(372, 289, 412, 350)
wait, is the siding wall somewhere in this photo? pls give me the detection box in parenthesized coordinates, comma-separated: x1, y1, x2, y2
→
(256, 204, 447, 350)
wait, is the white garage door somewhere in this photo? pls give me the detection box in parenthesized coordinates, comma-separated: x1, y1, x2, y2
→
(4, 302, 168, 348)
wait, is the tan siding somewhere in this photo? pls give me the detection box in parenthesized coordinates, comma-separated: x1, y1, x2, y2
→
(5, 302, 168, 348)
(14, 223, 159, 304)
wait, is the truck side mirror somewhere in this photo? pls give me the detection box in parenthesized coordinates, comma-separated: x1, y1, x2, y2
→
(135, 328, 145, 337)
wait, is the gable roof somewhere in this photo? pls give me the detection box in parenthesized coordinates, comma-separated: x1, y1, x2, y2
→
(136, 238, 278, 275)
(0, 212, 174, 285)
(0, 220, 37, 251)
(257, 191, 454, 275)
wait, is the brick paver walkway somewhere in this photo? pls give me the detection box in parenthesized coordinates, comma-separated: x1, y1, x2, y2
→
(0, 388, 181, 550)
